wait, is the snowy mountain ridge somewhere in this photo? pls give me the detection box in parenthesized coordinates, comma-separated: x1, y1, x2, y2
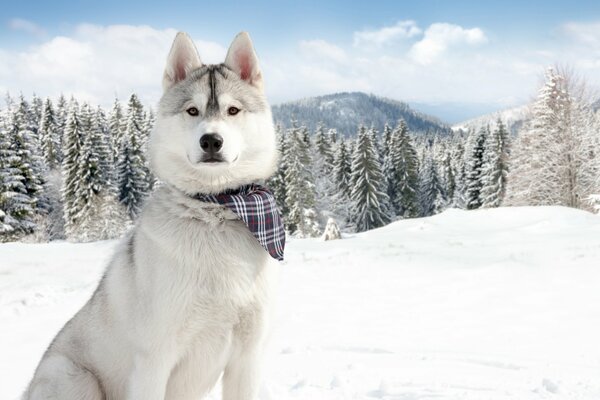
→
(271, 92, 451, 137)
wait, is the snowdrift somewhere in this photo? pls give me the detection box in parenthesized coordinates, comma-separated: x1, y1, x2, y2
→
(2, 206, 599, 399)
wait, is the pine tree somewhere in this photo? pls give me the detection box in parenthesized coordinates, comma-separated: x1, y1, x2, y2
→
(441, 149, 455, 207)
(62, 99, 85, 239)
(419, 156, 445, 216)
(284, 123, 320, 237)
(117, 94, 149, 219)
(506, 67, 599, 210)
(465, 127, 487, 210)
(385, 120, 421, 218)
(109, 97, 125, 169)
(39, 98, 61, 170)
(481, 119, 510, 207)
(452, 139, 467, 208)
(55, 94, 68, 161)
(92, 106, 113, 187)
(314, 122, 334, 171)
(0, 113, 36, 239)
(333, 138, 352, 197)
(267, 124, 288, 213)
(332, 137, 353, 221)
(349, 126, 391, 231)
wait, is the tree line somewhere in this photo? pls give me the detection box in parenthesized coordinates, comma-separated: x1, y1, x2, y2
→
(1, 66, 598, 242)
(0, 93, 152, 242)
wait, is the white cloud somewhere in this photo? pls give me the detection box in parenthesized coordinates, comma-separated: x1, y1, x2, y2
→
(409, 23, 487, 65)
(563, 21, 600, 47)
(299, 39, 347, 63)
(353, 20, 421, 48)
(0, 24, 227, 107)
(8, 18, 45, 37)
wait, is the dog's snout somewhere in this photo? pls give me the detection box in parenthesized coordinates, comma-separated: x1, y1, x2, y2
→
(200, 133, 223, 153)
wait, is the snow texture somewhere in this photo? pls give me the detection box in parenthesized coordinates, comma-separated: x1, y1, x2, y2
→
(1, 206, 600, 399)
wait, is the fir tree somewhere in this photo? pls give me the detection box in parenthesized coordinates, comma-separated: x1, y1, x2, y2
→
(419, 156, 445, 216)
(466, 127, 487, 210)
(284, 123, 320, 237)
(117, 94, 149, 219)
(349, 126, 391, 231)
(330, 137, 353, 226)
(92, 106, 113, 187)
(0, 113, 36, 239)
(505, 67, 599, 210)
(109, 97, 125, 168)
(481, 119, 510, 208)
(62, 100, 85, 239)
(385, 120, 421, 218)
(314, 122, 334, 172)
(267, 124, 288, 213)
(39, 98, 61, 170)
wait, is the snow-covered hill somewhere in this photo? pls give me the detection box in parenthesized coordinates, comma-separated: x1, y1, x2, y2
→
(453, 104, 530, 135)
(272, 92, 451, 137)
(2, 206, 600, 399)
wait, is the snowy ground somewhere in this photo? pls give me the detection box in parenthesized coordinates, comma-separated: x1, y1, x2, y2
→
(2, 206, 600, 399)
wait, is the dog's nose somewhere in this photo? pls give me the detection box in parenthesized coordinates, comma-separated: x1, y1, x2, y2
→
(199, 133, 223, 153)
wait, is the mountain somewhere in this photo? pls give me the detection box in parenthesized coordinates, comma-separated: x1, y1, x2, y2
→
(271, 92, 451, 137)
(452, 104, 530, 135)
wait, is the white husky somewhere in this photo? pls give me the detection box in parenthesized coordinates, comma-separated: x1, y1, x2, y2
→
(24, 31, 280, 400)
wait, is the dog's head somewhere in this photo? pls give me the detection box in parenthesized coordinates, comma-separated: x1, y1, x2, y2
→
(149, 31, 277, 195)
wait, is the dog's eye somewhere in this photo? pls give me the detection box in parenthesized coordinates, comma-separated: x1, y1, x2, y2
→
(227, 106, 240, 116)
(186, 107, 199, 116)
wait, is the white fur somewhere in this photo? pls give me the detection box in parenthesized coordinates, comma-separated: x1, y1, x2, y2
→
(24, 31, 279, 400)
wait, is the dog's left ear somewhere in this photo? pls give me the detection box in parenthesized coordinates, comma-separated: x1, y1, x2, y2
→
(224, 32, 263, 89)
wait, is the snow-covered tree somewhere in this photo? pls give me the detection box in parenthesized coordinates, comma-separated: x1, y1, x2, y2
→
(0, 114, 36, 239)
(419, 156, 445, 216)
(385, 120, 420, 218)
(284, 123, 320, 237)
(117, 94, 149, 219)
(267, 124, 288, 213)
(62, 100, 85, 239)
(465, 127, 487, 210)
(39, 98, 61, 170)
(349, 126, 391, 231)
(109, 97, 125, 168)
(506, 67, 600, 210)
(481, 119, 510, 208)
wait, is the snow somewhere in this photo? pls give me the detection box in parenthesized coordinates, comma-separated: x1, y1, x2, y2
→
(2, 206, 600, 399)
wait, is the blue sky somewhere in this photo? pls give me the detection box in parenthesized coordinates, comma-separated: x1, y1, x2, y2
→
(2, 0, 600, 122)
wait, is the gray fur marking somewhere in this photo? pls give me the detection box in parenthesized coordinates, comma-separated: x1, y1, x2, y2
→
(159, 63, 268, 119)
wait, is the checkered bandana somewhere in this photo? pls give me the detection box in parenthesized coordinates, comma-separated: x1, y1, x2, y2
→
(193, 184, 285, 261)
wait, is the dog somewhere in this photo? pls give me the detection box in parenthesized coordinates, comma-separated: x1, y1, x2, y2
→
(24, 31, 280, 400)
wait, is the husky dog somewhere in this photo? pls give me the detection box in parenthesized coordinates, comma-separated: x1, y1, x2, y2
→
(24, 31, 279, 400)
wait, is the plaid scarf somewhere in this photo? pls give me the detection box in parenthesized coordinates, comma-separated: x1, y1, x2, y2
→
(193, 184, 285, 261)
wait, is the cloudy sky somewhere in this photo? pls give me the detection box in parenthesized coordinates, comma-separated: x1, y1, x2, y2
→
(1, 0, 600, 123)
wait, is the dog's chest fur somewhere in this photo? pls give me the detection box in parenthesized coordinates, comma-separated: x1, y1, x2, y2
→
(132, 184, 271, 322)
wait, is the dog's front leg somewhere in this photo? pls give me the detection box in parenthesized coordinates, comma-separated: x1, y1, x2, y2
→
(222, 348, 263, 400)
(126, 351, 176, 400)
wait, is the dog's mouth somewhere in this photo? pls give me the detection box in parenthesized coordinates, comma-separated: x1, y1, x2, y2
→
(196, 154, 239, 165)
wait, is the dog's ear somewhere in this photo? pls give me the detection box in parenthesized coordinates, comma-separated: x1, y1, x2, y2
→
(163, 32, 203, 92)
(224, 32, 263, 89)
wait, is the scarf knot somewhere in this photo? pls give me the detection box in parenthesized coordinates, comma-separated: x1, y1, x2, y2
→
(193, 184, 285, 261)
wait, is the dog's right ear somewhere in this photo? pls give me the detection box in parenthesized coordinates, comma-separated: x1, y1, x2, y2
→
(163, 32, 203, 92)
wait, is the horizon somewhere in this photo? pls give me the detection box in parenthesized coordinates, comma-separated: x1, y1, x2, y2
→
(2, 0, 600, 123)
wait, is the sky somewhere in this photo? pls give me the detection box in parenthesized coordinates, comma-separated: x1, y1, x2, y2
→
(1, 0, 600, 123)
